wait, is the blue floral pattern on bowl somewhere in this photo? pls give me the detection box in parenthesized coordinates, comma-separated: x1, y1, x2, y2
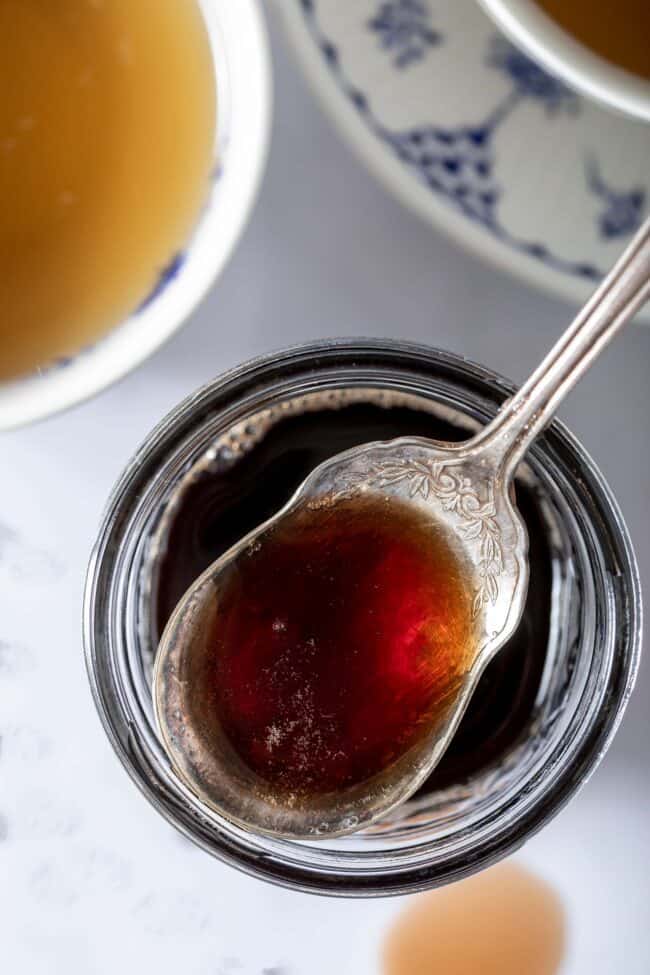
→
(585, 158, 646, 240)
(368, 0, 442, 69)
(289, 0, 650, 308)
(382, 38, 580, 241)
(137, 253, 186, 314)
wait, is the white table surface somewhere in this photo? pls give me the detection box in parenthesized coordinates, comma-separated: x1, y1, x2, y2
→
(2, 9, 649, 974)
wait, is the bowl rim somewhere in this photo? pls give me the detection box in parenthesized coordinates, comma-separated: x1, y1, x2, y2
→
(0, 0, 272, 431)
(476, 0, 650, 123)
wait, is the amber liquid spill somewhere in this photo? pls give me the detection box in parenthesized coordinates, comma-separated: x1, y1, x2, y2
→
(0, 0, 215, 380)
(190, 495, 475, 797)
(384, 863, 566, 975)
(535, 0, 650, 78)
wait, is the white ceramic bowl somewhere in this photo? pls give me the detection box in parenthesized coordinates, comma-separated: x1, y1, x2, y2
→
(0, 0, 271, 431)
(281, 0, 650, 319)
(477, 0, 650, 121)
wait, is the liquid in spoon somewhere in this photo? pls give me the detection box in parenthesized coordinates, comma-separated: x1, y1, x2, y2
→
(185, 493, 476, 799)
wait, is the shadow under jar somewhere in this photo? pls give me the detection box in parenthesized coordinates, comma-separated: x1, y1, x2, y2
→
(84, 340, 641, 896)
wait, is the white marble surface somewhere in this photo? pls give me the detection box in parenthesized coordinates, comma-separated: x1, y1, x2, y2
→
(2, 8, 649, 973)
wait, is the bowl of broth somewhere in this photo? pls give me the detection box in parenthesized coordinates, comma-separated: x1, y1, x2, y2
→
(0, 0, 271, 429)
(476, 0, 650, 121)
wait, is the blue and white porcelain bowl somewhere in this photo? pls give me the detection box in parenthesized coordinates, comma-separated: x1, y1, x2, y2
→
(0, 0, 271, 430)
(280, 0, 650, 318)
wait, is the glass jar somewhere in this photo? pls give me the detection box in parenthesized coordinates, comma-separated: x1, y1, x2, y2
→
(83, 340, 641, 896)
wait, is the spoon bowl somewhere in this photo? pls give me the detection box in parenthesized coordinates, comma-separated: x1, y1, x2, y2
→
(154, 435, 528, 838)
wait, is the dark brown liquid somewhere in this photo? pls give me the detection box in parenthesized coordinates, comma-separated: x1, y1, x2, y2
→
(154, 399, 552, 794)
(535, 0, 650, 79)
(193, 495, 474, 797)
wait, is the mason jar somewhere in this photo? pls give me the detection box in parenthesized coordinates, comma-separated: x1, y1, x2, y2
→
(83, 340, 641, 896)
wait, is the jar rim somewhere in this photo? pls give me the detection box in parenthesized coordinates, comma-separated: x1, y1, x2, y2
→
(84, 339, 642, 896)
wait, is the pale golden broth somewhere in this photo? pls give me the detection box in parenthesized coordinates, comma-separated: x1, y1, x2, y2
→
(0, 0, 216, 380)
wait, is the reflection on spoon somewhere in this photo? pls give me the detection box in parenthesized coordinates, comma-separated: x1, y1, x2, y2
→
(383, 862, 566, 975)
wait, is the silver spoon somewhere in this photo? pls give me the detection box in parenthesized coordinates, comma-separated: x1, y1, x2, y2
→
(154, 218, 650, 840)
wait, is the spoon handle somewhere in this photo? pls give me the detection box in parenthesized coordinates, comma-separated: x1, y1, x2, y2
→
(472, 216, 650, 476)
